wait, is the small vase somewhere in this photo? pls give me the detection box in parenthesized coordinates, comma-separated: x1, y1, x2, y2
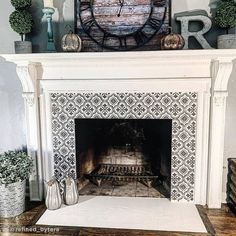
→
(64, 176, 79, 205)
(45, 178, 62, 210)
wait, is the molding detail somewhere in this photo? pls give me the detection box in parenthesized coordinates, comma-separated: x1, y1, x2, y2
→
(22, 92, 35, 107)
(212, 58, 234, 91)
(16, 65, 35, 94)
(213, 91, 228, 107)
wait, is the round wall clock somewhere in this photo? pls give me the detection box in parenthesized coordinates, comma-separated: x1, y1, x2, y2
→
(77, 0, 169, 51)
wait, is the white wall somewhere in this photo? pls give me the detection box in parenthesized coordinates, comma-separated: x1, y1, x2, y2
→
(223, 61, 236, 198)
(0, 2, 19, 53)
(0, 1, 26, 153)
(172, 0, 211, 15)
(0, 0, 236, 201)
(0, 58, 26, 153)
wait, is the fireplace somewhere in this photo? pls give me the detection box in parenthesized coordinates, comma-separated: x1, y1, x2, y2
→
(75, 119, 172, 198)
(4, 50, 235, 208)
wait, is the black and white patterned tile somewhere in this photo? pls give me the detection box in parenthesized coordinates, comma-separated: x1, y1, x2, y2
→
(50, 92, 198, 202)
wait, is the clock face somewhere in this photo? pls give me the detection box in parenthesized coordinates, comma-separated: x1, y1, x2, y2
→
(77, 0, 169, 51)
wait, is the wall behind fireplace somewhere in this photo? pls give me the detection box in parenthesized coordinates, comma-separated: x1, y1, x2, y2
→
(0, 0, 235, 200)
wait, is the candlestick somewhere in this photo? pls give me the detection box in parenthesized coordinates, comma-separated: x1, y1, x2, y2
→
(44, 0, 54, 8)
(42, 7, 56, 52)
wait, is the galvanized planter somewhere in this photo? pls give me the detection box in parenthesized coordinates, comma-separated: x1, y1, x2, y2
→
(0, 180, 26, 218)
(218, 34, 236, 49)
(14, 41, 32, 54)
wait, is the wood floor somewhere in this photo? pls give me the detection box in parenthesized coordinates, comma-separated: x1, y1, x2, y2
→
(0, 199, 236, 236)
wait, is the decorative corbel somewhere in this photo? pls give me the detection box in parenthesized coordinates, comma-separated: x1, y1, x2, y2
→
(213, 91, 228, 107)
(212, 58, 234, 92)
(22, 92, 35, 107)
(15, 62, 42, 106)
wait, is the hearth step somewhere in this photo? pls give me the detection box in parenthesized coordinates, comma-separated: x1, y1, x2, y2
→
(85, 164, 159, 187)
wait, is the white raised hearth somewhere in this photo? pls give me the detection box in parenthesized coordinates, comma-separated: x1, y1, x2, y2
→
(3, 50, 236, 208)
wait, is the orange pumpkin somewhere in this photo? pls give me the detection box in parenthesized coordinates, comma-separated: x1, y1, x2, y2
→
(161, 33, 185, 50)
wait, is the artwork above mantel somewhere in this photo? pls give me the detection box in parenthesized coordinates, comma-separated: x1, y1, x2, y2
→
(75, 0, 170, 51)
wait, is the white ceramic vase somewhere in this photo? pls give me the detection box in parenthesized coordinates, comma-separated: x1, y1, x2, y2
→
(45, 178, 62, 210)
(64, 176, 79, 205)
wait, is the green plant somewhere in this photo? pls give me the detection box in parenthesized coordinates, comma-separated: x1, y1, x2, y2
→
(10, 0, 31, 9)
(214, 0, 236, 32)
(9, 10, 33, 41)
(9, 0, 33, 41)
(0, 151, 33, 185)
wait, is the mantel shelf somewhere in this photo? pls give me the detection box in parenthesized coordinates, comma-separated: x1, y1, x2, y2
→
(1, 49, 236, 81)
(1, 49, 236, 64)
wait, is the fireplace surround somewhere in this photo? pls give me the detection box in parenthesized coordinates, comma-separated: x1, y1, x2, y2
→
(3, 50, 236, 208)
(51, 92, 197, 202)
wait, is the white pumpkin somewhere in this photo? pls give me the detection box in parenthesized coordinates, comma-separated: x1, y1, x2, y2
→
(64, 176, 79, 205)
(45, 178, 62, 210)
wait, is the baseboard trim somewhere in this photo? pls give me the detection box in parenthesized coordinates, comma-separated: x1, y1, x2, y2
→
(222, 192, 227, 203)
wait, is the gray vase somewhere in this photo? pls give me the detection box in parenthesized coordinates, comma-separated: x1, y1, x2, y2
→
(217, 34, 236, 49)
(14, 41, 32, 54)
(0, 180, 26, 218)
(64, 176, 79, 205)
(45, 178, 62, 210)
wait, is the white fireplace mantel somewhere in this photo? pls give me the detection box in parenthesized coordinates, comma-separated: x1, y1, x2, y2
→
(2, 49, 236, 208)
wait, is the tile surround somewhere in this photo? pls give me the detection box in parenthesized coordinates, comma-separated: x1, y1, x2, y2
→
(51, 92, 197, 201)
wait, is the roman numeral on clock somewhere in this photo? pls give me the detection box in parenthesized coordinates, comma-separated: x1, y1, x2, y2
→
(147, 17, 162, 30)
(80, 0, 91, 12)
(118, 36, 128, 49)
(153, 0, 166, 7)
(133, 31, 148, 45)
(83, 18, 95, 32)
(102, 32, 109, 45)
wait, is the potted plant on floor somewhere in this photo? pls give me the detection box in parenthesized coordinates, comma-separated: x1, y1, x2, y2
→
(213, 0, 236, 48)
(0, 151, 33, 218)
(9, 0, 33, 53)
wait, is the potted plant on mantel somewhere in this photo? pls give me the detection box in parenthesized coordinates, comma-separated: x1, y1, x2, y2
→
(9, 0, 33, 53)
(0, 151, 33, 218)
(213, 0, 236, 48)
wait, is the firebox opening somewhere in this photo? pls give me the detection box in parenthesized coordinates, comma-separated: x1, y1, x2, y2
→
(75, 119, 172, 198)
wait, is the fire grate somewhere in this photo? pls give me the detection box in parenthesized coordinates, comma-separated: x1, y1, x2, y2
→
(85, 164, 159, 188)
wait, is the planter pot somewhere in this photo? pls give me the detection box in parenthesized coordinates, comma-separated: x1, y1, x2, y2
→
(0, 180, 26, 218)
(14, 41, 32, 54)
(217, 34, 236, 49)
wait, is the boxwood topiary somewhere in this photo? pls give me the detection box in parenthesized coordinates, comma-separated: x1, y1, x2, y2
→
(9, 10, 33, 41)
(214, 0, 236, 32)
(10, 0, 31, 9)
(0, 151, 33, 185)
